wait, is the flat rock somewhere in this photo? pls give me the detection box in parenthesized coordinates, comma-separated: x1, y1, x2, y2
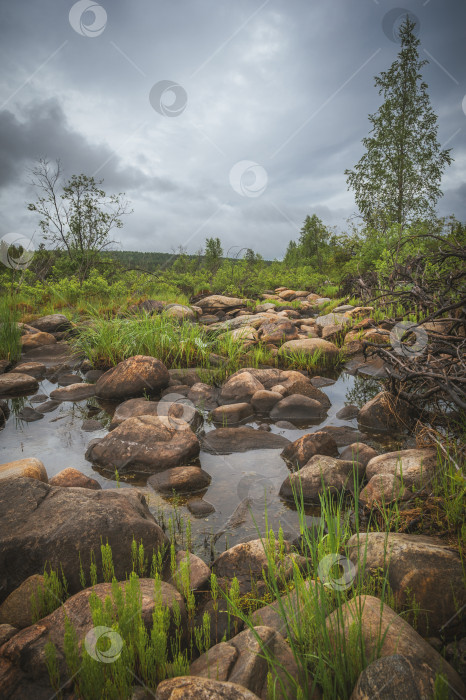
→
(21, 342, 80, 368)
(168, 368, 203, 387)
(278, 338, 339, 362)
(187, 382, 219, 409)
(279, 455, 358, 503)
(49, 468, 101, 490)
(35, 399, 60, 413)
(29, 393, 48, 403)
(258, 319, 299, 344)
(270, 395, 328, 422)
(0, 372, 39, 396)
(196, 295, 248, 312)
(148, 466, 211, 494)
(315, 313, 351, 328)
(326, 596, 465, 698)
(50, 382, 96, 401)
(13, 362, 46, 378)
(347, 533, 466, 637)
(86, 415, 200, 474)
(0, 477, 168, 603)
(319, 425, 368, 447)
(95, 355, 169, 401)
(201, 426, 290, 454)
(81, 419, 102, 431)
(57, 372, 83, 386)
(0, 458, 48, 483)
(281, 431, 339, 469)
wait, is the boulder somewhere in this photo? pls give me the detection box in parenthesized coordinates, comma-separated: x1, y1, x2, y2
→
(21, 332, 56, 351)
(230, 325, 258, 342)
(336, 404, 359, 420)
(365, 448, 437, 489)
(212, 539, 299, 596)
(49, 468, 101, 490)
(251, 390, 282, 413)
(281, 431, 339, 469)
(359, 473, 406, 507)
(258, 320, 299, 344)
(109, 396, 201, 432)
(168, 368, 203, 386)
(278, 338, 339, 363)
(0, 458, 48, 483)
(270, 395, 328, 422)
(0, 575, 46, 629)
(0, 373, 39, 396)
(50, 383, 96, 402)
(280, 378, 331, 408)
(95, 355, 169, 401)
(148, 466, 211, 494)
(0, 624, 17, 646)
(57, 372, 83, 386)
(351, 654, 448, 700)
(196, 295, 248, 313)
(0, 477, 168, 603)
(110, 397, 160, 428)
(340, 442, 378, 467)
(251, 580, 316, 642)
(219, 372, 264, 405)
(279, 455, 358, 503)
(190, 626, 300, 699)
(0, 579, 184, 698)
(315, 313, 351, 329)
(164, 304, 196, 321)
(358, 391, 412, 433)
(156, 677, 261, 699)
(201, 427, 290, 454)
(165, 550, 211, 592)
(81, 419, 103, 432)
(17, 406, 43, 422)
(12, 362, 46, 378)
(86, 415, 200, 474)
(311, 376, 335, 388)
(187, 382, 219, 409)
(326, 596, 465, 698)
(26, 314, 71, 333)
(319, 425, 368, 447)
(211, 403, 255, 425)
(347, 533, 466, 637)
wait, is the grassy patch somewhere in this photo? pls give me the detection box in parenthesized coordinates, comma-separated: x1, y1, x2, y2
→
(0, 296, 21, 362)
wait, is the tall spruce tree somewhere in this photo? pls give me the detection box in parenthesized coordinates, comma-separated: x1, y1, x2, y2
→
(345, 17, 452, 229)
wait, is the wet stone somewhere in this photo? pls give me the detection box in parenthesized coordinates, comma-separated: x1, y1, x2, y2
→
(81, 419, 103, 432)
(35, 400, 60, 413)
(336, 404, 359, 420)
(57, 373, 83, 386)
(17, 407, 44, 422)
(187, 497, 216, 517)
(29, 394, 48, 403)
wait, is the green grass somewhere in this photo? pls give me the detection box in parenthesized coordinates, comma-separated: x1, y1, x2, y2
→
(0, 295, 21, 362)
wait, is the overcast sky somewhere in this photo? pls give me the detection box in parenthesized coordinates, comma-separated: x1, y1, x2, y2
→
(1, 0, 465, 259)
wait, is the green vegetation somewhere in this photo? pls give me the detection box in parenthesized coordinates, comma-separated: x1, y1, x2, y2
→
(0, 296, 21, 362)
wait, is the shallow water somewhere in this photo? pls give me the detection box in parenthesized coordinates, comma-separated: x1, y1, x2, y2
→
(0, 370, 406, 561)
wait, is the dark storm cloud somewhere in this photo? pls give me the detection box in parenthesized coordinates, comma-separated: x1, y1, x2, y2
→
(0, 0, 465, 258)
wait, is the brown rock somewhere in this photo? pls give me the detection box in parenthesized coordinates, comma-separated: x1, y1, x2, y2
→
(251, 389, 282, 413)
(0, 477, 168, 603)
(258, 320, 299, 344)
(281, 431, 339, 469)
(358, 391, 412, 433)
(326, 596, 465, 698)
(270, 395, 328, 422)
(196, 295, 249, 313)
(359, 473, 406, 507)
(148, 466, 211, 494)
(351, 654, 444, 700)
(219, 372, 264, 405)
(340, 442, 378, 467)
(279, 455, 358, 503)
(86, 415, 200, 474)
(95, 355, 169, 401)
(12, 362, 46, 378)
(0, 458, 48, 483)
(21, 332, 56, 351)
(49, 468, 101, 490)
(211, 403, 255, 425)
(347, 533, 466, 637)
(27, 314, 71, 333)
(278, 338, 339, 363)
(50, 382, 96, 401)
(201, 426, 290, 454)
(365, 448, 438, 489)
(0, 575, 46, 629)
(156, 677, 261, 699)
(0, 373, 39, 396)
